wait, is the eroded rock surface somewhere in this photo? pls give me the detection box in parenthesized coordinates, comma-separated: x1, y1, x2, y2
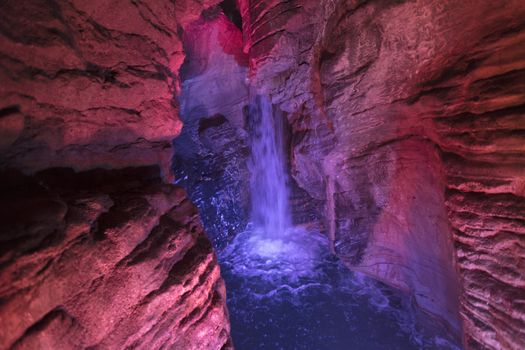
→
(0, 0, 232, 349)
(238, 0, 525, 348)
(0, 0, 217, 179)
(0, 167, 232, 350)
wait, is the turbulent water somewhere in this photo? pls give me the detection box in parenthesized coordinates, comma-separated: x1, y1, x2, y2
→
(218, 95, 462, 349)
(247, 95, 291, 237)
(219, 227, 461, 350)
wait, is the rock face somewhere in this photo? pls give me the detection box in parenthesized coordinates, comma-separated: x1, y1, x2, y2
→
(0, 0, 232, 349)
(173, 10, 251, 247)
(0, 0, 217, 179)
(238, 0, 525, 348)
(0, 167, 231, 350)
(2, 0, 524, 349)
(433, 38, 525, 350)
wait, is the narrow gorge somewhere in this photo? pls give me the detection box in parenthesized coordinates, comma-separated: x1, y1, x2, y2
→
(1, 0, 524, 349)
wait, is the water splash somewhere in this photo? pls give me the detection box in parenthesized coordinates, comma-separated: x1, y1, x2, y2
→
(219, 227, 461, 350)
(221, 225, 325, 286)
(247, 95, 291, 237)
(219, 95, 462, 349)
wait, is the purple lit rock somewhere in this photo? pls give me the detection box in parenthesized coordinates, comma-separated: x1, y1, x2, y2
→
(239, 0, 525, 348)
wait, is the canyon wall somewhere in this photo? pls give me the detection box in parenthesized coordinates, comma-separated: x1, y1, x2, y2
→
(0, 0, 232, 349)
(239, 0, 525, 348)
(2, 0, 524, 348)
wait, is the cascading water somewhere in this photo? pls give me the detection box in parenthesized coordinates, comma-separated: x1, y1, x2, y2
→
(248, 95, 291, 237)
(218, 95, 462, 350)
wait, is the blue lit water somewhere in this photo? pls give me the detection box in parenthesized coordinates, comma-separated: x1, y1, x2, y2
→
(218, 226, 461, 350)
(217, 95, 462, 349)
(247, 95, 290, 237)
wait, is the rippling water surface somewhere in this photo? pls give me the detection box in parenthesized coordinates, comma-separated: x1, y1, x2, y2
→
(218, 226, 462, 350)
(218, 95, 462, 349)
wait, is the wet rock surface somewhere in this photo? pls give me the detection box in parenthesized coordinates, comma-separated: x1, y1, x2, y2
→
(173, 10, 251, 247)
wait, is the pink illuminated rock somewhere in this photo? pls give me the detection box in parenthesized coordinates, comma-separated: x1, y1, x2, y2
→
(1, 0, 524, 348)
(0, 0, 232, 349)
(0, 0, 220, 180)
(0, 167, 232, 349)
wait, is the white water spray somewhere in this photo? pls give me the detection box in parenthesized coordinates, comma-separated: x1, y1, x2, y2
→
(221, 95, 322, 282)
(219, 95, 463, 350)
(248, 95, 291, 237)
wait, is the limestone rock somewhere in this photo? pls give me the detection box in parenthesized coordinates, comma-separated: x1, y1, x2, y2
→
(0, 0, 232, 349)
(0, 0, 218, 180)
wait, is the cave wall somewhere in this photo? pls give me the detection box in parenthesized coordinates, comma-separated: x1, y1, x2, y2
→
(0, 0, 232, 349)
(0, 0, 206, 178)
(0, 167, 231, 349)
(173, 9, 251, 247)
(238, 0, 525, 348)
(2, 0, 524, 348)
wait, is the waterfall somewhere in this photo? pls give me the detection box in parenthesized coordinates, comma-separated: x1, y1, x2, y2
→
(220, 99, 461, 350)
(248, 95, 291, 237)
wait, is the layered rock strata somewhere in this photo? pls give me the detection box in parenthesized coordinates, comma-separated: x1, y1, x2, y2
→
(238, 0, 525, 348)
(0, 0, 216, 179)
(0, 167, 231, 350)
(0, 0, 232, 349)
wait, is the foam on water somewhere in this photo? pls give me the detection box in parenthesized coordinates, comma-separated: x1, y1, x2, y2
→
(221, 225, 324, 286)
(218, 95, 462, 349)
(219, 227, 462, 349)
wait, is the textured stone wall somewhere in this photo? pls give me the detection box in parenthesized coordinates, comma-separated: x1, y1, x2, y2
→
(0, 167, 231, 350)
(0, 0, 232, 349)
(2, 0, 524, 348)
(429, 24, 525, 350)
(0, 0, 217, 179)
(238, 0, 525, 348)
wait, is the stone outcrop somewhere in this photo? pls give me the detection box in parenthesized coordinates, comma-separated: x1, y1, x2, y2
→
(0, 0, 232, 349)
(238, 0, 525, 348)
(0, 167, 231, 350)
(0, 0, 218, 179)
(430, 32, 525, 350)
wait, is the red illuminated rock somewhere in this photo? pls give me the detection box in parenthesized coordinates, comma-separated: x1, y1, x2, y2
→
(0, 0, 219, 180)
(0, 0, 232, 349)
(2, 0, 524, 348)
(0, 167, 231, 350)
